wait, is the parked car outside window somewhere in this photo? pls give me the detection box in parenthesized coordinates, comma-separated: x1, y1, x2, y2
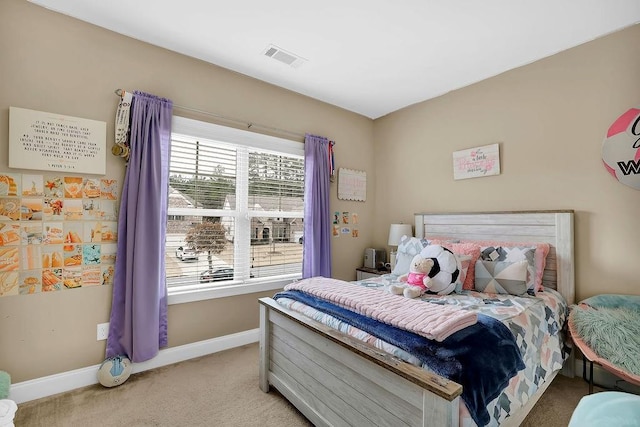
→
(200, 268, 254, 283)
(175, 246, 198, 261)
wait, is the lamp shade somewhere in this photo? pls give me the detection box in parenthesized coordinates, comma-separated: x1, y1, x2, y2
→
(388, 223, 413, 246)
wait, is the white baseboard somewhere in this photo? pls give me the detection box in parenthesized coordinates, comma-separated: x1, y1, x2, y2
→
(9, 328, 259, 404)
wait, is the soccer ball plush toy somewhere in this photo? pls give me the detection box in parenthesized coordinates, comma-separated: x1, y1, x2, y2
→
(420, 244, 461, 295)
(390, 245, 460, 298)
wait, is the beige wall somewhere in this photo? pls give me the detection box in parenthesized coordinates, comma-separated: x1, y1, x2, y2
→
(0, 0, 375, 383)
(373, 24, 640, 303)
(2, 0, 639, 386)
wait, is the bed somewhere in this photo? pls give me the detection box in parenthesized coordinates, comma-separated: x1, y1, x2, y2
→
(259, 211, 575, 426)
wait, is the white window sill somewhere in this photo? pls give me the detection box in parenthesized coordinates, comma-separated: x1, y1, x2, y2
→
(167, 276, 300, 305)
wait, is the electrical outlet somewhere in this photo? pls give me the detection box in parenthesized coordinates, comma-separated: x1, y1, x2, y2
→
(97, 322, 109, 341)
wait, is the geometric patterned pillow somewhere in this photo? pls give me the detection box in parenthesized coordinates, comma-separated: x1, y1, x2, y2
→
(462, 240, 550, 292)
(421, 237, 461, 245)
(474, 260, 529, 295)
(480, 246, 536, 294)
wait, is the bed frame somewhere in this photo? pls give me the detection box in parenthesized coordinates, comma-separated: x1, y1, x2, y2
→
(259, 211, 575, 427)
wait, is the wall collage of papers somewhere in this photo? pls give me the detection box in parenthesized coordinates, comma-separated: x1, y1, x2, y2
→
(0, 173, 119, 297)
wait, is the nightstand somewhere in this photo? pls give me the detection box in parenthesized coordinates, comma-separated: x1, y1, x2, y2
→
(356, 266, 390, 280)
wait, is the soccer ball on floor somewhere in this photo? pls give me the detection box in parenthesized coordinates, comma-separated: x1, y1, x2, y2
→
(97, 356, 132, 388)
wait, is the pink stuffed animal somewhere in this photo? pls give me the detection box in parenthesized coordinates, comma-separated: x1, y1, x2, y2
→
(389, 253, 434, 298)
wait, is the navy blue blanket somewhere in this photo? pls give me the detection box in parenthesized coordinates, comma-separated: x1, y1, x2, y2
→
(274, 290, 525, 426)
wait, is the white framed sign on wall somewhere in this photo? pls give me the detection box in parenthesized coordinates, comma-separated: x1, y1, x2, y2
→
(338, 168, 366, 201)
(9, 107, 107, 175)
(452, 143, 501, 180)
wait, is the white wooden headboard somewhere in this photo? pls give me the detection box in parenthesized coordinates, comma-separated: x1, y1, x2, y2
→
(414, 211, 575, 305)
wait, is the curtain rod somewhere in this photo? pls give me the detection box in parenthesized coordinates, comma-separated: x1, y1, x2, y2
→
(114, 89, 308, 141)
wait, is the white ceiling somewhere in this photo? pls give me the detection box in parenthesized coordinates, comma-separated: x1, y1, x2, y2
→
(29, 0, 640, 119)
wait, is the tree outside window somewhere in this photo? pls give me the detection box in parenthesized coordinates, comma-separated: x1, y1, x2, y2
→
(184, 221, 227, 274)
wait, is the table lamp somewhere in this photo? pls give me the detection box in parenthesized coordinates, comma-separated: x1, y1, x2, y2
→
(388, 223, 413, 270)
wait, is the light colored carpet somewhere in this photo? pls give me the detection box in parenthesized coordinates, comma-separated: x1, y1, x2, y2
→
(15, 343, 594, 426)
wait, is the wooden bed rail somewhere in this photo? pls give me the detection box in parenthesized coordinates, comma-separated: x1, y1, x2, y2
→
(259, 297, 462, 400)
(259, 297, 462, 426)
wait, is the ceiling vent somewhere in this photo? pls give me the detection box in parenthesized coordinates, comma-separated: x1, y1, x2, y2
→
(263, 45, 306, 68)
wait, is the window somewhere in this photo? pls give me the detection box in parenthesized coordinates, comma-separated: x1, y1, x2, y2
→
(167, 117, 305, 303)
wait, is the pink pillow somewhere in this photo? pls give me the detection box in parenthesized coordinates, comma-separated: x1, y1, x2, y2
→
(429, 240, 481, 290)
(454, 255, 472, 292)
(461, 240, 550, 292)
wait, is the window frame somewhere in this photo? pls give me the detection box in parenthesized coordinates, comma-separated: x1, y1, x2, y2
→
(167, 116, 304, 305)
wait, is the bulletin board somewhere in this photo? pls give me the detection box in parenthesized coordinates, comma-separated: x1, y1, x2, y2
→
(338, 168, 366, 201)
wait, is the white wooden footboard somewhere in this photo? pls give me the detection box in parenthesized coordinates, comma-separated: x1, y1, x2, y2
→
(259, 297, 462, 427)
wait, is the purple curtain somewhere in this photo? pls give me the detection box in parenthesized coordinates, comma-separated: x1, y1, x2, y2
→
(302, 134, 332, 278)
(106, 91, 173, 362)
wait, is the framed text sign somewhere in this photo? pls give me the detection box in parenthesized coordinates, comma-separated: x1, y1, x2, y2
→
(452, 143, 500, 180)
(9, 107, 107, 175)
(338, 168, 366, 201)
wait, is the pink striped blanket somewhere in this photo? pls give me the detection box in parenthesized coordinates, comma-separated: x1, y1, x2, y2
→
(284, 277, 477, 341)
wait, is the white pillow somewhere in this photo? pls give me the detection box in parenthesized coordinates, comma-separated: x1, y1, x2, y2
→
(391, 236, 428, 276)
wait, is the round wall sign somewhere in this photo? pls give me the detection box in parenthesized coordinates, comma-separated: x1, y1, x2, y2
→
(602, 107, 640, 189)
